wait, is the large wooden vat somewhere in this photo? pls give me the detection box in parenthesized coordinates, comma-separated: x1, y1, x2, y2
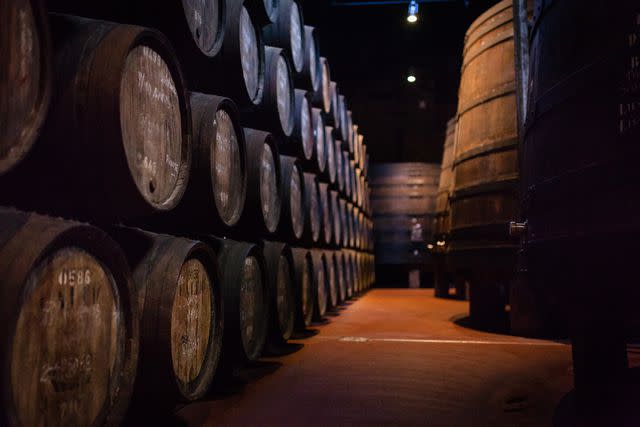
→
(520, 0, 640, 394)
(370, 163, 439, 286)
(450, 0, 518, 327)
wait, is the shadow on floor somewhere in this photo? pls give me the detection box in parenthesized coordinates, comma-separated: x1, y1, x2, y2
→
(553, 366, 640, 426)
(452, 314, 511, 335)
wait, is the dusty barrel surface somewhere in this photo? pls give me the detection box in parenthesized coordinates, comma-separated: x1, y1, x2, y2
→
(242, 46, 294, 136)
(291, 247, 314, 329)
(310, 250, 328, 320)
(110, 229, 221, 403)
(159, 93, 247, 232)
(0, 0, 51, 175)
(262, 241, 296, 346)
(370, 163, 440, 265)
(295, 25, 321, 91)
(450, 0, 518, 256)
(0, 209, 138, 427)
(277, 155, 305, 241)
(311, 107, 327, 173)
(521, 0, 640, 388)
(237, 128, 282, 236)
(263, 0, 305, 74)
(302, 172, 321, 244)
(0, 15, 191, 221)
(281, 89, 314, 161)
(210, 238, 268, 367)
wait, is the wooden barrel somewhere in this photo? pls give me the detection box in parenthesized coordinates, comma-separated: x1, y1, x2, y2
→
(311, 57, 331, 113)
(110, 229, 221, 402)
(324, 125, 337, 185)
(0, 209, 138, 427)
(346, 251, 355, 298)
(242, 46, 294, 136)
(339, 197, 348, 247)
(310, 249, 328, 320)
(326, 81, 340, 128)
(349, 160, 357, 204)
(333, 250, 346, 303)
(337, 95, 349, 143)
(434, 117, 457, 240)
(282, 89, 314, 161)
(370, 163, 439, 268)
(237, 129, 282, 236)
(520, 0, 640, 391)
(152, 93, 246, 233)
(263, 0, 305, 74)
(0, 16, 191, 222)
(318, 181, 333, 246)
(450, 0, 517, 327)
(291, 247, 314, 329)
(246, 0, 280, 26)
(295, 25, 321, 92)
(330, 190, 342, 247)
(303, 172, 321, 244)
(324, 250, 339, 309)
(450, 0, 518, 254)
(311, 107, 327, 173)
(211, 238, 268, 365)
(0, 0, 51, 175)
(342, 150, 351, 199)
(277, 155, 305, 241)
(335, 138, 345, 192)
(262, 241, 296, 346)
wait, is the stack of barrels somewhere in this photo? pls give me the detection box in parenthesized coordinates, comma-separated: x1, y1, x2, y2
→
(432, 0, 519, 331)
(0, 0, 374, 425)
(370, 163, 439, 287)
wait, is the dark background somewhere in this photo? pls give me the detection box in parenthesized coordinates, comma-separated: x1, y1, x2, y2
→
(301, 0, 501, 164)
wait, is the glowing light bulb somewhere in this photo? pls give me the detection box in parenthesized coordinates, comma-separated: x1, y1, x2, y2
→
(407, 14, 418, 23)
(407, 75, 416, 83)
(407, 0, 418, 23)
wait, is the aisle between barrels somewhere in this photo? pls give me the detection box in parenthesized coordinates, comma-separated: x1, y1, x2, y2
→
(171, 289, 612, 426)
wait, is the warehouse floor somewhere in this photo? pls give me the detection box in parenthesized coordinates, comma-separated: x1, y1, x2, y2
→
(169, 289, 636, 426)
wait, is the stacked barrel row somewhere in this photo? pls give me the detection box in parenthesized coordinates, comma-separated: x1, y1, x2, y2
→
(0, 0, 373, 425)
(370, 163, 439, 287)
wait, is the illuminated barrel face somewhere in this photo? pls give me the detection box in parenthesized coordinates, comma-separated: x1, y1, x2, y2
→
(313, 111, 325, 171)
(316, 258, 327, 317)
(289, 2, 304, 72)
(325, 127, 335, 183)
(275, 55, 293, 135)
(276, 255, 294, 339)
(327, 254, 337, 307)
(331, 191, 341, 243)
(239, 7, 261, 103)
(239, 256, 264, 356)
(320, 185, 331, 243)
(181, 0, 221, 55)
(213, 109, 244, 226)
(260, 143, 281, 233)
(335, 138, 343, 191)
(11, 248, 123, 427)
(301, 256, 313, 324)
(310, 181, 320, 241)
(321, 58, 331, 113)
(307, 31, 319, 90)
(290, 165, 304, 239)
(171, 258, 213, 387)
(120, 44, 184, 209)
(300, 96, 313, 160)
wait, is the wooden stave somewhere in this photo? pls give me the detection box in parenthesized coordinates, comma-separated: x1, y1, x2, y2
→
(295, 25, 321, 92)
(0, 15, 192, 222)
(0, 208, 138, 427)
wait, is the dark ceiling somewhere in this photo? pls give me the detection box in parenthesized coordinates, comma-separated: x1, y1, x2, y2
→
(300, 0, 501, 164)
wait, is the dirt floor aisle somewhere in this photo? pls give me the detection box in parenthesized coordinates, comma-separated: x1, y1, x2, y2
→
(176, 289, 578, 426)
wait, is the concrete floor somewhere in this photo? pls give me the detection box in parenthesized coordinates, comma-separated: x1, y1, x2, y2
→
(175, 289, 585, 426)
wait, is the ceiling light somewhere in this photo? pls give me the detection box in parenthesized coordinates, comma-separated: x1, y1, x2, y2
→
(407, 74, 416, 83)
(407, 0, 418, 23)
